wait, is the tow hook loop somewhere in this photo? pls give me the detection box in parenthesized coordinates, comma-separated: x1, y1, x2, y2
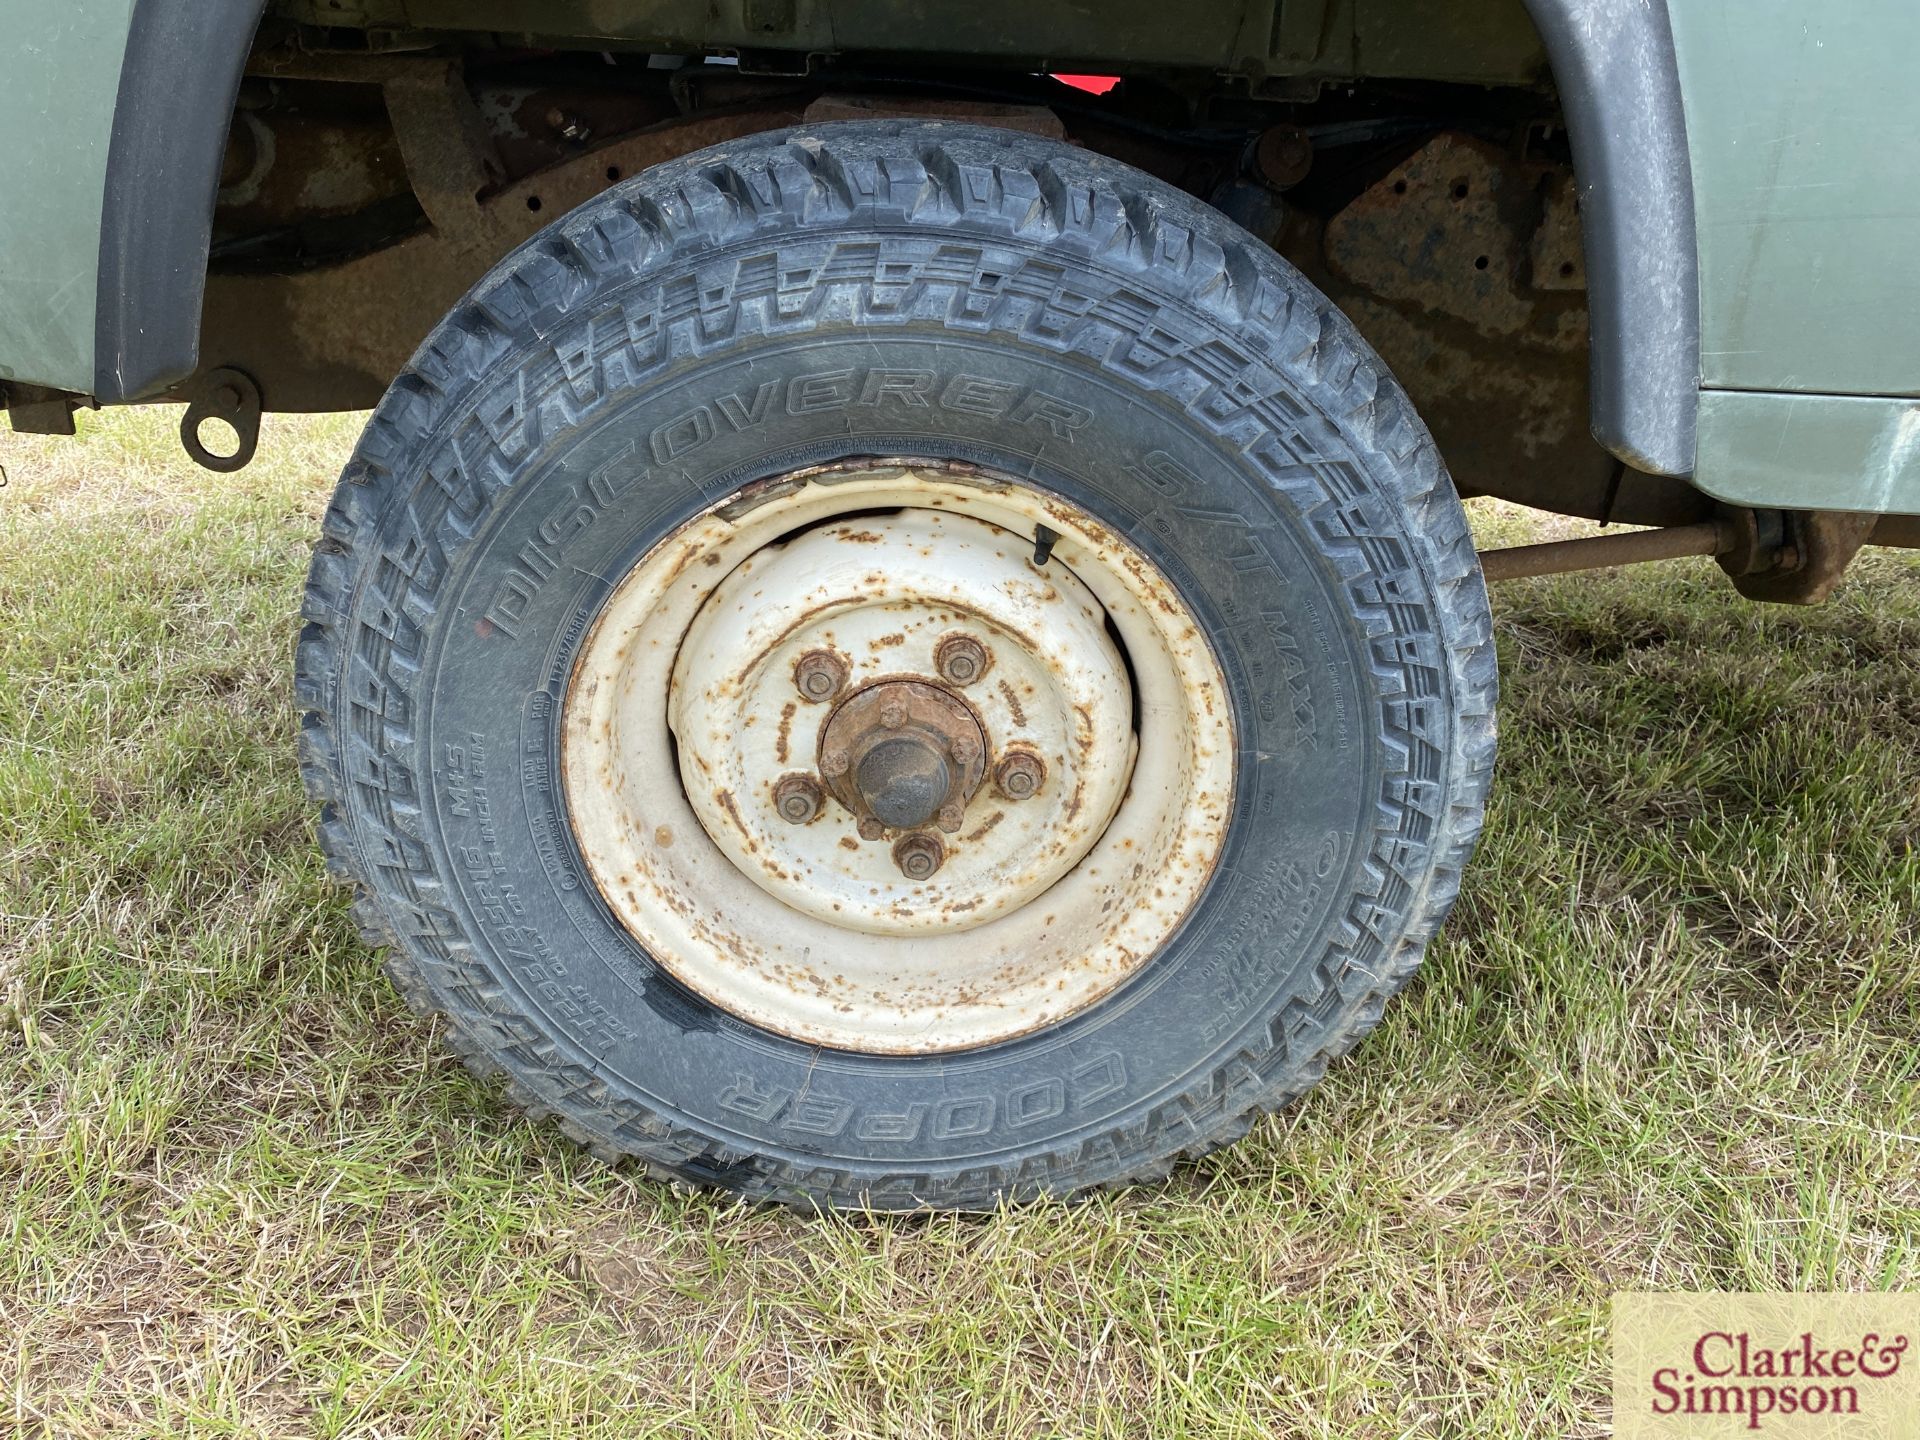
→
(180, 367, 264, 474)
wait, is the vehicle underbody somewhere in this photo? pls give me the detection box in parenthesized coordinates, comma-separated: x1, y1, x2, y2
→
(193, 27, 1642, 519)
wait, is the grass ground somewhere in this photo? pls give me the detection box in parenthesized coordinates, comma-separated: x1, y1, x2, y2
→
(1, 408, 1915, 1438)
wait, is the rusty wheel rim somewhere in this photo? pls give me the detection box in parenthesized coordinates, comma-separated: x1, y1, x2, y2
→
(562, 461, 1234, 1054)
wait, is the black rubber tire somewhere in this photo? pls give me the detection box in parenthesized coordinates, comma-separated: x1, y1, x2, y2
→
(297, 121, 1497, 1210)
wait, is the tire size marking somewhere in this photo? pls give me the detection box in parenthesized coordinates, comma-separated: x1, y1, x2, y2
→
(520, 692, 581, 893)
(1199, 828, 1344, 1044)
(444, 730, 638, 1050)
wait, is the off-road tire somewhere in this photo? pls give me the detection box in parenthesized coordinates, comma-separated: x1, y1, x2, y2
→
(297, 121, 1497, 1210)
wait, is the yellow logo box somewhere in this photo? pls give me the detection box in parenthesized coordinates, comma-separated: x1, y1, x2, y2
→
(1614, 1294, 1917, 1438)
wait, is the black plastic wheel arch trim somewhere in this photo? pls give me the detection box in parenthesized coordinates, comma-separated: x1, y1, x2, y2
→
(1522, 0, 1700, 478)
(93, 0, 269, 405)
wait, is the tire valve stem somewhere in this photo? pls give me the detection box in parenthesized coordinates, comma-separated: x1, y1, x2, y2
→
(1032, 525, 1059, 568)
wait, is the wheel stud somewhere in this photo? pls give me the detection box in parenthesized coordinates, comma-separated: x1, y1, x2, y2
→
(892, 832, 945, 881)
(773, 774, 823, 824)
(794, 650, 848, 703)
(935, 634, 989, 687)
(995, 749, 1046, 801)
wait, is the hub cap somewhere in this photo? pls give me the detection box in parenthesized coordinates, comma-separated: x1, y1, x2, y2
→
(562, 462, 1234, 1053)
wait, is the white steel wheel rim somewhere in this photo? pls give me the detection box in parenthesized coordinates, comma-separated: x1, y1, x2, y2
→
(562, 461, 1234, 1054)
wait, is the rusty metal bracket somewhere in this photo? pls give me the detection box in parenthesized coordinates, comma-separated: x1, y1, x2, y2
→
(1721, 510, 1880, 606)
(1869, 514, 1920, 550)
(179, 367, 263, 473)
(1314, 132, 1719, 530)
(3, 384, 80, 436)
(381, 60, 506, 238)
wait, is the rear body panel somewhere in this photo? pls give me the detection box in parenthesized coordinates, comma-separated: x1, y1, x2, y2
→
(1694, 393, 1920, 513)
(1672, 0, 1920, 511)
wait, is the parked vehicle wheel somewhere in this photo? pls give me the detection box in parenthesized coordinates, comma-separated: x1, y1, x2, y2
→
(297, 121, 1497, 1209)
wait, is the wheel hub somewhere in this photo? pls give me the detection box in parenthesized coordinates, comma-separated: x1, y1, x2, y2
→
(663, 503, 1133, 932)
(819, 679, 986, 837)
(854, 734, 949, 830)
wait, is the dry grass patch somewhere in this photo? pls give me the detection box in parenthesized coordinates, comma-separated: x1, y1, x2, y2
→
(2, 409, 1915, 1436)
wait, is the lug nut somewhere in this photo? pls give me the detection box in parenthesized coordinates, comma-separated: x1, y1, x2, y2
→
(794, 650, 848, 703)
(949, 734, 981, 766)
(935, 634, 989, 687)
(937, 802, 965, 834)
(995, 749, 1046, 801)
(858, 817, 886, 841)
(892, 832, 945, 881)
(879, 697, 907, 729)
(821, 747, 851, 778)
(773, 774, 823, 824)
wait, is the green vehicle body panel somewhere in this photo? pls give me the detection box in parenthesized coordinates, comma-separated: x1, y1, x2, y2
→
(0, 0, 138, 395)
(1670, 1, 1920, 398)
(1671, 0, 1920, 512)
(1694, 393, 1920, 514)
